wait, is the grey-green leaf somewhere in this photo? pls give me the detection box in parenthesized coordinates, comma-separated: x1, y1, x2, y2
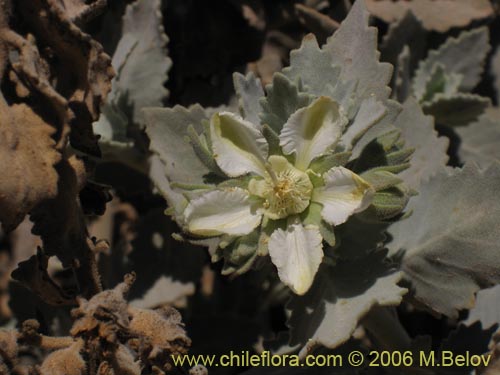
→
(361, 170, 402, 191)
(350, 99, 402, 159)
(381, 11, 425, 71)
(324, 0, 393, 104)
(288, 253, 405, 358)
(491, 47, 500, 102)
(465, 285, 500, 329)
(149, 154, 187, 220)
(413, 27, 490, 99)
(130, 275, 195, 309)
(395, 98, 448, 189)
(233, 72, 265, 126)
(144, 105, 209, 186)
(342, 97, 387, 149)
(456, 111, 500, 166)
(388, 164, 500, 318)
(393, 45, 412, 103)
(423, 93, 490, 127)
(94, 98, 131, 145)
(115, 0, 171, 124)
(283, 34, 341, 98)
(420, 64, 462, 103)
(93, 0, 171, 159)
(260, 73, 313, 133)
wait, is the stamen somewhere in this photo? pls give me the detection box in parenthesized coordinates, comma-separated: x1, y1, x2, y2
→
(253, 162, 313, 219)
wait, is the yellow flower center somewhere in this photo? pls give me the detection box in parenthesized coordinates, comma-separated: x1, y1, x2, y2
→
(249, 156, 312, 220)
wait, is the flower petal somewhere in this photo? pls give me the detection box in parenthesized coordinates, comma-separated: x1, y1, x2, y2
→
(185, 188, 262, 236)
(279, 97, 347, 170)
(268, 223, 323, 295)
(211, 112, 268, 177)
(313, 167, 374, 226)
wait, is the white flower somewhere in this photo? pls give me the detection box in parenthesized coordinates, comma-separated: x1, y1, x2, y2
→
(184, 96, 374, 295)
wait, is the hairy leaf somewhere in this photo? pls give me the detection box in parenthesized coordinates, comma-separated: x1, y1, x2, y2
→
(325, 0, 392, 105)
(350, 100, 402, 159)
(144, 105, 209, 186)
(130, 275, 195, 309)
(394, 99, 449, 190)
(465, 286, 500, 329)
(492, 47, 500, 102)
(260, 73, 313, 134)
(149, 154, 185, 219)
(413, 28, 490, 99)
(233, 72, 265, 126)
(423, 93, 490, 127)
(380, 11, 425, 71)
(341, 97, 387, 149)
(284, 34, 341, 98)
(114, 0, 170, 123)
(389, 164, 500, 318)
(144, 105, 209, 220)
(288, 251, 406, 357)
(421, 65, 462, 103)
(94, 0, 170, 155)
(456, 112, 500, 166)
(393, 46, 411, 103)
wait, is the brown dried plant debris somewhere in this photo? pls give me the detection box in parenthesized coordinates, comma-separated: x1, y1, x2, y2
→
(366, 0, 494, 32)
(56, 0, 107, 25)
(38, 339, 86, 375)
(248, 37, 288, 86)
(0, 0, 114, 234)
(27, 156, 103, 298)
(294, 4, 339, 41)
(1, 0, 114, 154)
(128, 306, 191, 372)
(0, 329, 18, 367)
(70, 273, 135, 343)
(0, 0, 115, 305)
(189, 365, 208, 375)
(0, 274, 190, 375)
(241, 2, 341, 85)
(11, 248, 76, 307)
(0, 101, 61, 232)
